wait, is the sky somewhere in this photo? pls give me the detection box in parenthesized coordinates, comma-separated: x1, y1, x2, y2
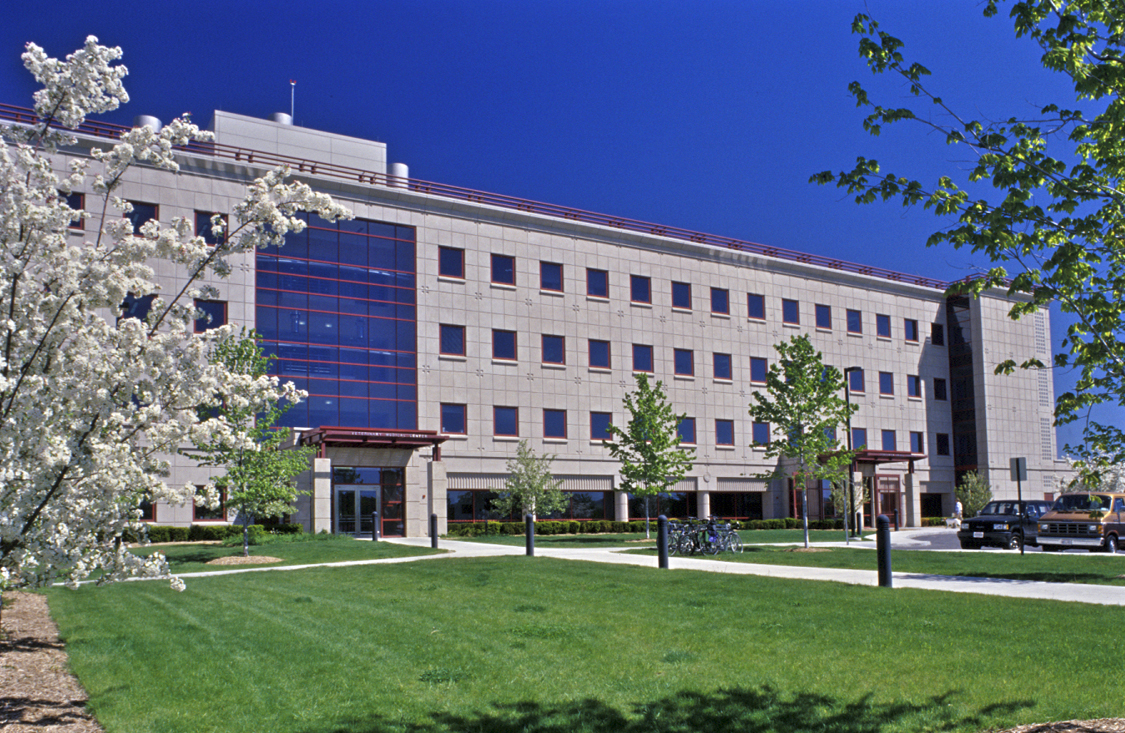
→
(0, 0, 1111, 454)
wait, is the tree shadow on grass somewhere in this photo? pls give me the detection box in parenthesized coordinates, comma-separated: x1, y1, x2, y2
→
(303, 685, 1034, 733)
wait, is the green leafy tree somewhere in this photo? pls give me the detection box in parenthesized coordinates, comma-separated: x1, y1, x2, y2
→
(748, 335, 857, 547)
(605, 373, 695, 537)
(491, 440, 568, 520)
(812, 1, 1125, 462)
(185, 331, 315, 556)
(956, 471, 994, 519)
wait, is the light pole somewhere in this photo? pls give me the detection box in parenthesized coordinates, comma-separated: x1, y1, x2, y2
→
(843, 366, 862, 542)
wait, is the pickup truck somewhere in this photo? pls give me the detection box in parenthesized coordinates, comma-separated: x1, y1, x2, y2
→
(1037, 492, 1125, 553)
(957, 500, 1053, 551)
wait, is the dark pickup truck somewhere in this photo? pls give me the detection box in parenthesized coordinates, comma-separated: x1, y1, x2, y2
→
(957, 500, 1053, 551)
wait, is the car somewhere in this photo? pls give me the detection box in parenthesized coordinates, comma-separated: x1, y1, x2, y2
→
(1037, 492, 1125, 553)
(957, 500, 1053, 550)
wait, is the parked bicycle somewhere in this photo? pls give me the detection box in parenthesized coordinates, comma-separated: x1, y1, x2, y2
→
(667, 517, 742, 555)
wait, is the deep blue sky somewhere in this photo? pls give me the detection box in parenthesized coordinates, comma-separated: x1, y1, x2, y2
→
(0, 0, 1109, 454)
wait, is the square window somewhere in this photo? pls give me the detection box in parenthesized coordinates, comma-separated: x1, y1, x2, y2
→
(750, 357, 768, 384)
(931, 322, 945, 346)
(852, 427, 868, 449)
(848, 368, 865, 393)
(936, 433, 951, 456)
(544, 409, 567, 439)
(876, 314, 891, 338)
(671, 281, 692, 309)
(815, 304, 831, 329)
(441, 403, 467, 434)
(491, 254, 515, 285)
(934, 378, 948, 401)
(439, 247, 465, 278)
(674, 348, 694, 376)
(440, 324, 466, 356)
(66, 192, 84, 230)
(711, 287, 730, 315)
(782, 299, 799, 325)
(194, 299, 227, 333)
(879, 371, 894, 396)
(542, 335, 565, 364)
(631, 275, 651, 304)
(193, 485, 226, 522)
(195, 211, 226, 246)
(846, 309, 862, 334)
(632, 344, 653, 372)
(881, 429, 896, 451)
(120, 293, 156, 323)
(589, 339, 611, 369)
(904, 318, 919, 342)
(126, 201, 158, 232)
(907, 375, 922, 398)
(713, 353, 732, 380)
(910, 431, 924, 453)
(591, 412, 613, 440)
(747, 293, 766, 320)
(677, 417, 696, 444)
(494, 406, 519, 436)
(493, 329, 517, 360)
(541, 261, 563, 292)
(716, 419, 735, 446)
(587, 268, 609, 298)
(752, 421, 771, 446)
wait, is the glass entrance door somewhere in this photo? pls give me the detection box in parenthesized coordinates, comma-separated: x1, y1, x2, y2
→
(333, 467, 406, 537)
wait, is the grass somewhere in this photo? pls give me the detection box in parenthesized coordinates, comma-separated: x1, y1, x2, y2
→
(43, 555, 1125, 733)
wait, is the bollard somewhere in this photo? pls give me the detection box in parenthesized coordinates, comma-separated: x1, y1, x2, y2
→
(876, 515, 892, 588)
(430, 513, 438, 549)
(893, 509, 900, 531)
(525, 514, 535, 557)
(371, 512, 380, 542)
(657, 515, 669, 569)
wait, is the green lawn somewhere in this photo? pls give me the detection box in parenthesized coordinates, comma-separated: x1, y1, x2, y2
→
(44, 555, 1125, 733)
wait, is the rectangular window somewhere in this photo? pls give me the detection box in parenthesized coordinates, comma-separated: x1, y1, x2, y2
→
(194, 299, 227, 333)
(881, 429, 896, 451)
(540, 261, 563, 292)
(671, 281, 692, 310)
(438, 246, 465, 278)
(750, 357, 768, 384)
(193, 485, 225, 522)
(591, 412, 613, 441)
(441, 403, 467, 434)
(815, 304, 831, 329)
(752, 421, 771, 446)
(674, 348, 694, 376)
(782, 299, 800, 325)
(125, 201, 158, 232)
(589, 339, 611, 369)
(677, 417, 696, 444)
(587, 268, 609, 298)
(632, 344, 653, 372)
(138, 494, 155, 522)
(66, 192, 84, 230)
(876, 313, 891, 338)
(195, 211, 226, 245)
(711, 287, 730, 315)
(630, 275, 651, 304)
(846, 309, 862, 334)
(852, 427, 868, 449)
(713, 353, 732, 380)
(494, 406, 519, 436)
(907, 375, 922, 398)
(934, 377, 948, 401)
(716, 419, 735, 446)
(544, 409, 567, 439)
(931, 322, 945, 346)
(879, 371, 894, 396)
(440, 324, 466, 356)
(936, 433, 951, 456)
(910, 431, 924, 454)
(492, 329, 517, 361)
(747, 293, 766, 320)
(491, 254, 515, 285)
(542, 334, 565, 365)
(904, 318, 920, 342)
(848, 368, 865, 393)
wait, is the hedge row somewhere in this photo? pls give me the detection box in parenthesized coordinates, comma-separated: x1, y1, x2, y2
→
(125, 523, 303, 544)
(446, 517, 847, 537)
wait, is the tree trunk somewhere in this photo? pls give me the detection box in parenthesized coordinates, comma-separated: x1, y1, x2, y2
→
(242, 516, 251, 557)
(645, 495, 651, 539)
(802, 487, 810, 549)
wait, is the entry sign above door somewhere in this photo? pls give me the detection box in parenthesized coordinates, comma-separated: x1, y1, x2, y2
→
(1010, 457, 1027, 482)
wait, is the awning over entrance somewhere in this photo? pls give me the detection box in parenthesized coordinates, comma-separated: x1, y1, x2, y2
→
(854, 449, 925, 473)
(299, 427, 449, 459)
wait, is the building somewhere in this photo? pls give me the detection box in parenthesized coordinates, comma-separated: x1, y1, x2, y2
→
(29, 105, 1072, 536)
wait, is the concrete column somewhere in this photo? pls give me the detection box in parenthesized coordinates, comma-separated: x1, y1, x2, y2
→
(696, 491, 710, 519)
(904, 473, 918, 528)
(428, 459, 448, 536)
(312, 457, 332, 534)
(615, 491, 629, 522)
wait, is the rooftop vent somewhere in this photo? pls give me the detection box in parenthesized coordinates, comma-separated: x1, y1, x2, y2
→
(271, 112, 293, 125)
(389, 162, 409, 189)
(133, 115, 162, 131)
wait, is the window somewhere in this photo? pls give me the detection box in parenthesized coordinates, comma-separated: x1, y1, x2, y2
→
(193, 485, 225, 522)
(750, 357, 768, 384)
(125, 201, 157, 232)
(591, 412, 613, 441)
(907, 375, 922, 398)
(931, 322, 945, 346)
(848, 368, 865, 393)
(852, 427, 868, 449)
(716, 419, 735, 446)
(589, 339, 611, 369)
(711, 287, 730, 315)
(195, 211, 226, 246)
(440, 324, 466, 356)
(540, 261, 563, 292)
(936, 433, 951, 456)
(876, 313, 891, 338)
(671, 281, 692, 309)
(587, 268, 609, 298)
(713, 353, 732, 380)
(194, 299, 227, 333)
(747, 293, 766, 320)
(66, 192, 84, 230)
(879, 372, 894, 396)
(846, 309, 862, 334)
(632, 344, 653, 372)
(494, 406, 519, 436)
(544, 409, 567, 439)
(491, 254, 515, 285)
(542, 335, 565, 365)
(934, 378, 948, 401)
(439, 247, 465, 278)
(631, 275, 651, 304)
(138, 494, 155, 522)
(441, 403, 466, 434)
(492, 329, 517, 361)
(677, 417, 696, 444)
(815, 304, 832, 329)
(904, 318, 920, 342)
(119, 292, 156, 322)
(881, 429, 896, 451)
(910, 431, 924, 453)
(782, 299, 799, 325)
(752, 421, 771, 446)
(674, 348, 694, 376)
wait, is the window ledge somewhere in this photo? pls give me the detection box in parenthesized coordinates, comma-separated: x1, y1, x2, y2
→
(672, 306, 692, 314)
(711, 312, 731, 319)
(493, 436, 521, 442)
(439, 353, 467, 361)
(847, 331, 863, 338)
(443, 434, 469, 441)
(540, 289, 564, 297)
(542, 362, 567, 370)
(879, 394, 895, 400)
(492, 358, 518, 366)
(716, 444, 736, 451)
(713, 377, 733, 384)
(491, 282, 517, 291)
(907, 396, 922, 402)
(588, 366, 612, 373)
(543, 438, 568, 444)
(631, 301, 653, 309)
(783, 322, 800, 328)
(586, 295, 610, 303)
(673, 374, 696, 381)
(747, 317, 766, 324)
(437, 275, 466, 284)
(877, 335, 892, 342)
(816, 327, 831, 333)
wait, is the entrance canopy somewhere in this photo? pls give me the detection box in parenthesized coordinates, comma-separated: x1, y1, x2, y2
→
(855, 449, 924, 472)
(299, 427, 448, 459)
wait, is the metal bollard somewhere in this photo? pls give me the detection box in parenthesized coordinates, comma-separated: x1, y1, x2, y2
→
(877, 515, 892, 588)
(371, 512, 380, 542)
(430, 513, 438, 549)
(657, 515, 669, 569)
(525, 514, 535, 556)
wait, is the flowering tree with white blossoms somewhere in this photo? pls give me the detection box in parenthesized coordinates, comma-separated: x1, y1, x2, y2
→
(0, 37, 350, 604)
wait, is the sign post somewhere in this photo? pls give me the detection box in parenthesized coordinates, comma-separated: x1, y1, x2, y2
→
(1011, 457, 1028, 555)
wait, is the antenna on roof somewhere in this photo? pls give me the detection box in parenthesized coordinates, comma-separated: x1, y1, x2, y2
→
(290, 79, 296, 120)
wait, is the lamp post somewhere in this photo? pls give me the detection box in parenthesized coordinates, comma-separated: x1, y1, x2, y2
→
(843, 366, 862, 542)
